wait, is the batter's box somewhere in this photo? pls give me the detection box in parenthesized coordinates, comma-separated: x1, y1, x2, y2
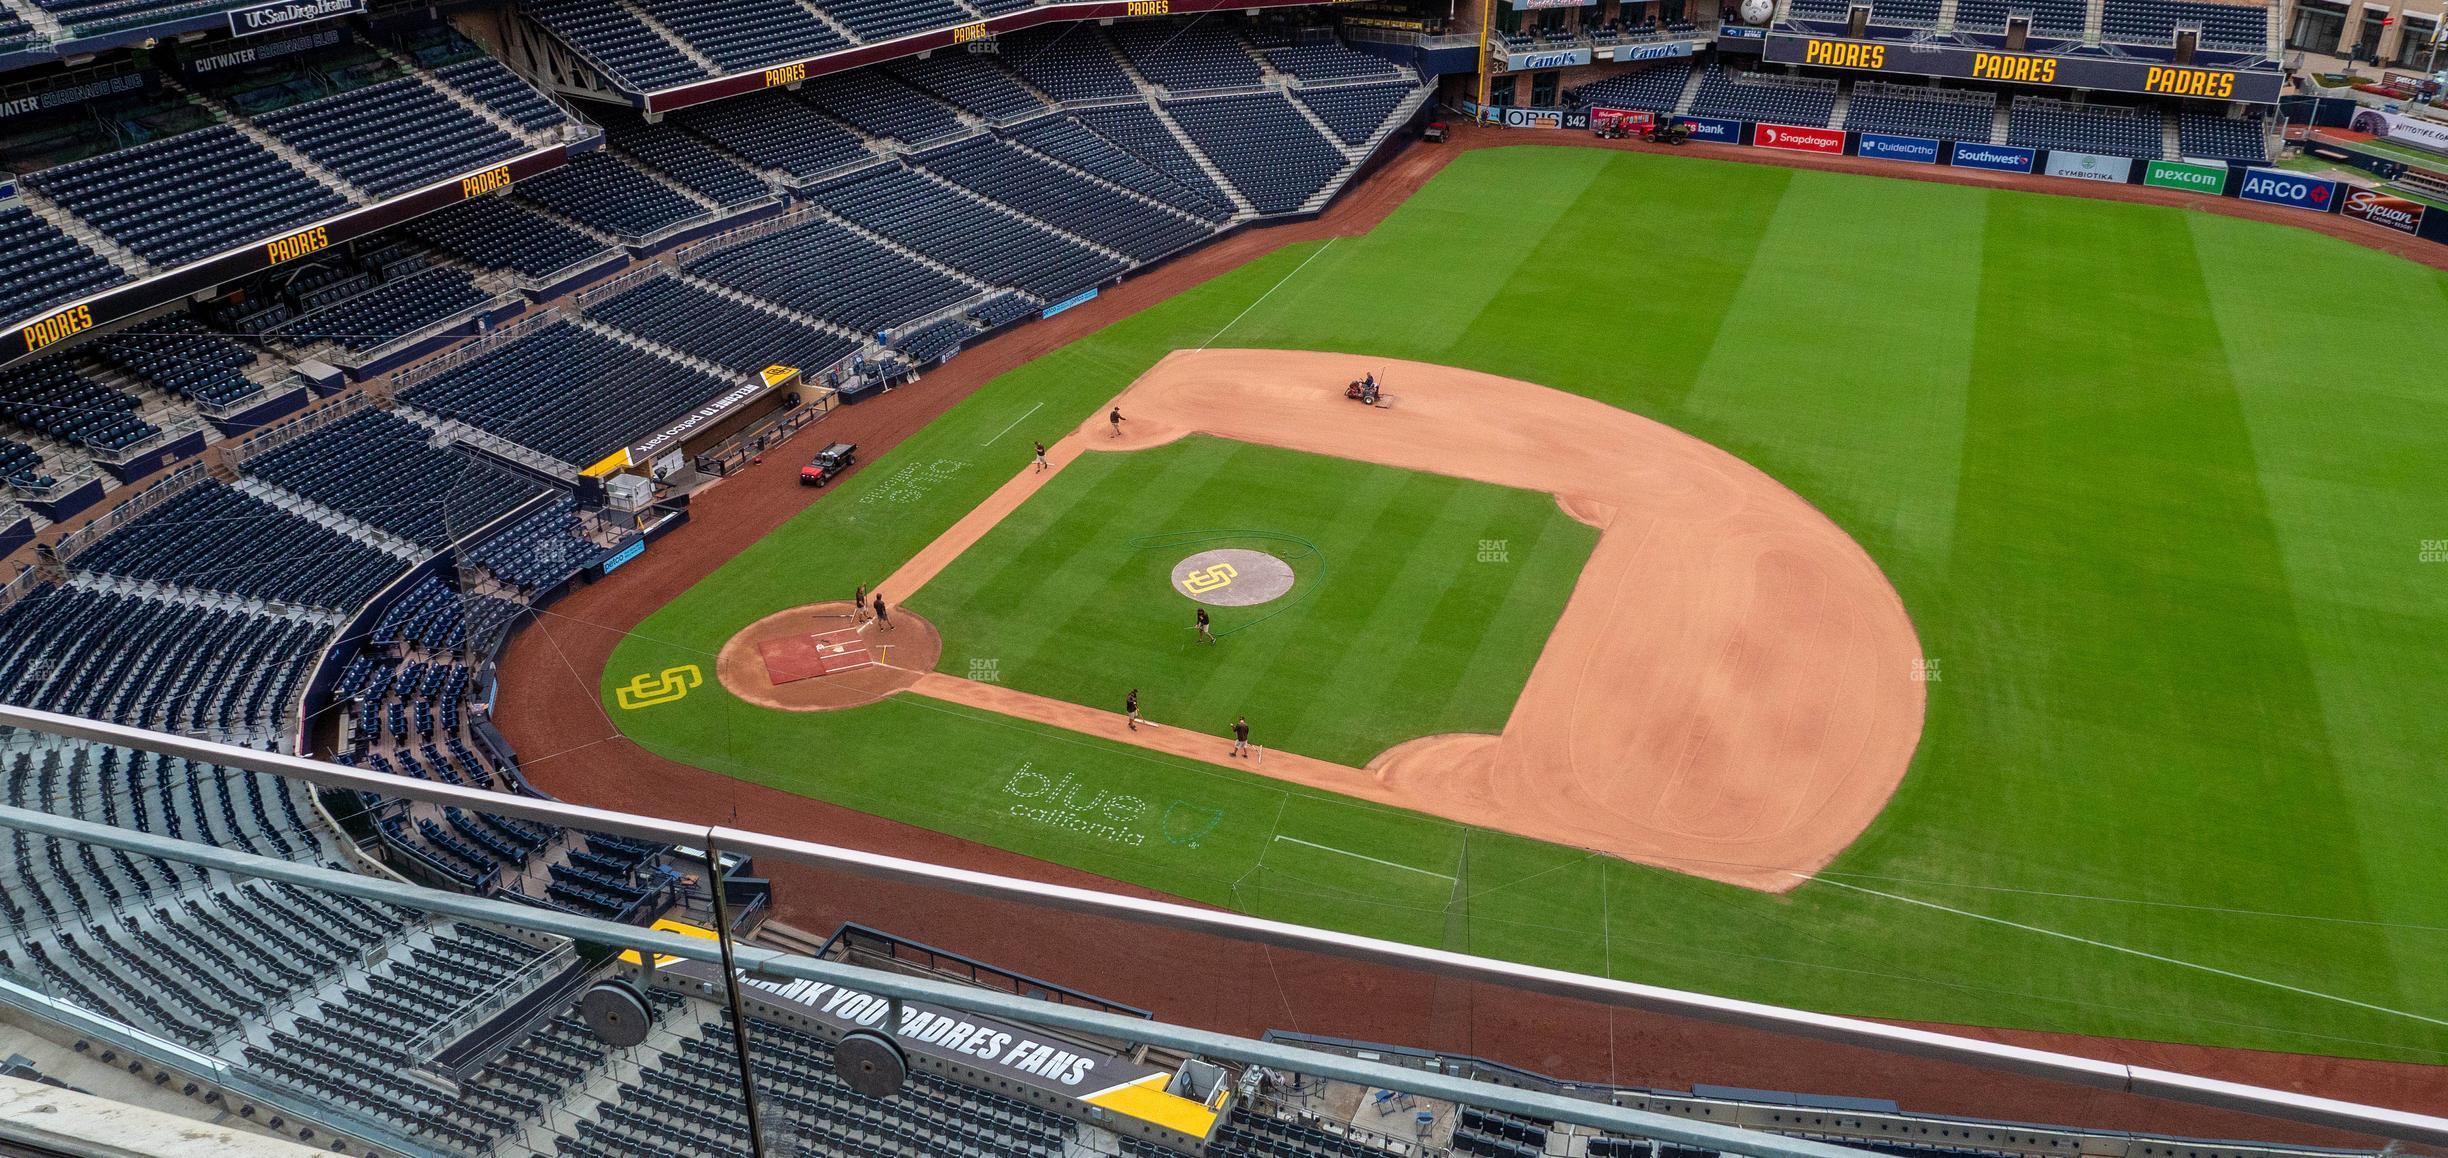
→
(757, 626, 877, 685)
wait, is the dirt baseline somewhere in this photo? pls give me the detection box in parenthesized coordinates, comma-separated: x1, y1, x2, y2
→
(886, 350, 1926, 892)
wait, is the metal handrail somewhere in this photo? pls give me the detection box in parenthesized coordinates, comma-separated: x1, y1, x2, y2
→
(0, 707, 2440, 1148)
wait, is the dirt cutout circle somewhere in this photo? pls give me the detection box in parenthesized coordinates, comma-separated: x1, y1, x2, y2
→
(1170, 548, 1295, 607)
(717, 600, 942, 711)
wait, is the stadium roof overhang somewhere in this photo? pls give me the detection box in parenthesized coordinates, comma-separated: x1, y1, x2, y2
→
(532, 0, 1357, 117)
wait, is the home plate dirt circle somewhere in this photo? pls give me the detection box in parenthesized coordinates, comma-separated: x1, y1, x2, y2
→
(1170, 548, 1295, 607)
(716, 600, 942, 711)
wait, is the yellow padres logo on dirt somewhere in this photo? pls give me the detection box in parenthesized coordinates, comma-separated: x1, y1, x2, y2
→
(617, 665, 702, 709)
(1170, 549, 1294, 607)
(1179, 562, 1238, 595)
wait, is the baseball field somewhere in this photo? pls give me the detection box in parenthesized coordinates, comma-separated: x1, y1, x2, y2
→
(604, 144, 2448, 1064)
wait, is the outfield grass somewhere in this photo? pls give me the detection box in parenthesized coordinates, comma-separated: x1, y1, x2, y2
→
(903, 436, 1597, 765)
(608, 146, 2448, 1063)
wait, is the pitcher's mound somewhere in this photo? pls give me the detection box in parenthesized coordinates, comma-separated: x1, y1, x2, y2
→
(718, 601, 942, 711)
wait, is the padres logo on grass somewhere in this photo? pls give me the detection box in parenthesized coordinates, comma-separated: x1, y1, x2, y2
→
(1170, 549, 1294, 607)
(617, 665, 702, 709)
(1179, 562, 1237, 595)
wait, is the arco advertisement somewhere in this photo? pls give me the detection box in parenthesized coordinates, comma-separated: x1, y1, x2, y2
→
(2237, 168, 2339, 212)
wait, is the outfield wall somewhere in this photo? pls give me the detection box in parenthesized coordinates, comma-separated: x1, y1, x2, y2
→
(1463, 103, 2448, 247)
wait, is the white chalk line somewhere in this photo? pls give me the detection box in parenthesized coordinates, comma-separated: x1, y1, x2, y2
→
(1275, 835, 1455, 881)
(981, 401, 1045, 448)
(1198, 237, 1336, 352)
(1811, 876, 2448, 1029)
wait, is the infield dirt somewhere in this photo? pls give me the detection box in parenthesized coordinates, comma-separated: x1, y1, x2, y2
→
(871, 349, 1925, 893)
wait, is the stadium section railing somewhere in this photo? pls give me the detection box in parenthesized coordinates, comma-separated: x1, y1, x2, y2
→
(0, 705, 2441, 1151)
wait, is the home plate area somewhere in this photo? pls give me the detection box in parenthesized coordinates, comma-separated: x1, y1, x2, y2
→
(757, 625, 878, 685)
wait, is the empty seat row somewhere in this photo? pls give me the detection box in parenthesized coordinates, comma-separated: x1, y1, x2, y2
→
(71, 481, 405, 607)
(254, 78, 525, 198)
(241, 408, 548, 547)
(1163, 92, 1350, 215)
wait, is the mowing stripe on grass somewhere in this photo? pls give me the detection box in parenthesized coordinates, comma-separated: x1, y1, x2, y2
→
(1814, 877, 2448, 1031)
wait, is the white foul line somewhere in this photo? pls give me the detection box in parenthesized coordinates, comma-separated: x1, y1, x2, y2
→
(1275, 835, 1455, 881)
(1810, 876, 2448, 1029)
(1198, 237, 1336, 352)
(981, 401, 1045, 448)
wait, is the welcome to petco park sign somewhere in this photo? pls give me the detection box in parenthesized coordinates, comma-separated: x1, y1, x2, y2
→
(1762, 33, 2282, 103)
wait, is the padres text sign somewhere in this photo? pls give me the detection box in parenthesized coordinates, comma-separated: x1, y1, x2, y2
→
(1766, 33, 2279, 102)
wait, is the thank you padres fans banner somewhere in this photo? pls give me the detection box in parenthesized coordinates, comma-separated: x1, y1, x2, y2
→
(1764, 33, 2282, 103)
(661, 958, 1173, 1102)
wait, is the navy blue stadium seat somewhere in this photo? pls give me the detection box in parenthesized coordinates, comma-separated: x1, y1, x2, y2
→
(1294, 82, 1412, 146)
(400, 321, 736, 465)
(274, 268, 493, 353)
(1113, 20, 1263, 92)
(1688, 65, 1838, 127)
(0, 206, 125, 323)
(522, 0, 715, 90)
(516, 153, 705, 238)
(670, 91, 874, 179)
(403, 196, 617, 279)
(1015, 114, 1231, 218)
(0, 357, 160, 450)
(1567, 61, 1692, 113)
(889, 54, 1050, 122)
(254, 79, 527, 198)
(94, 316, 265, 410)
(26, 126, 348, 267)
(689, 216, 978, 335)
(802, 72, 965, 144)
(2008, 96, 2163, 158)
(588, 276, 857, 373)
(70, 482, 403, 607)
(242, 409, 548, 547)
(917, 135, 1212, 260)
(815, 164, 1123, 297)
(1003, 27, 1141, 102)
(1162, 93, 1348, 214)
(2177, 110, 2267, 162)
(1844, 84, 1995, 141)
(607, 119, 770, 206)
(633, 0, 846, 72)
